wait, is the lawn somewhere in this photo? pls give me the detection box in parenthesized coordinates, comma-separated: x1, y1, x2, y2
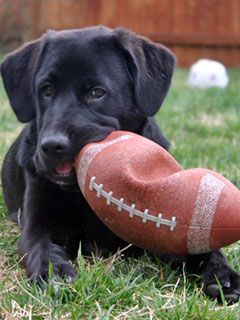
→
(0, 67, 240, 319)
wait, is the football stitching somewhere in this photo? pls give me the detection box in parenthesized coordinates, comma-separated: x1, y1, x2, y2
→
(89, 176, 177, 231)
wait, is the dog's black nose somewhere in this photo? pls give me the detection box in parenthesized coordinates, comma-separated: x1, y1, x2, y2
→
(40, 135, 69, 157)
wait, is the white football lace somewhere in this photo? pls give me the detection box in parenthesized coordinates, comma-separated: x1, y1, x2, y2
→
(89, 176, 176, 231)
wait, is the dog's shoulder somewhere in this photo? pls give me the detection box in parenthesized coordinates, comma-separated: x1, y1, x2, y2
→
(141, 118, 170, 150)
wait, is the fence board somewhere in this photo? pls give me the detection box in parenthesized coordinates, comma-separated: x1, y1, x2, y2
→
(0, 0, 239, 66)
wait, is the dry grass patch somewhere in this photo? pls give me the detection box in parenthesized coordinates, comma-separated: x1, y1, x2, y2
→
(200, 113, 227, 127)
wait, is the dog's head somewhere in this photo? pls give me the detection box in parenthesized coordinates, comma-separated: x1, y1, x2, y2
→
(1, 26, 175, 185)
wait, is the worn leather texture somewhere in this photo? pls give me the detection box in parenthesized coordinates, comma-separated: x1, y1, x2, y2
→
(76, 131, 240, 255)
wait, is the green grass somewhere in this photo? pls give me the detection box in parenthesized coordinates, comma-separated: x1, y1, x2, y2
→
(0, 68, 240, 319)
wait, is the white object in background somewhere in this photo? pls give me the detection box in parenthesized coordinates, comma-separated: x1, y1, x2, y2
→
(188, 59, 229, 89)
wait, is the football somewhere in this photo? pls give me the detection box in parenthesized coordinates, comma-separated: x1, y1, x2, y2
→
(75, 131, 240, 255)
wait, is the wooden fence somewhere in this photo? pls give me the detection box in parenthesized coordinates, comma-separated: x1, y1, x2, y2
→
(0, 0, 240, 66)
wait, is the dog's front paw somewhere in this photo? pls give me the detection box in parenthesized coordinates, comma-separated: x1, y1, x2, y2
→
(22, 241, 77, 283)
(202, 261, 240, 304)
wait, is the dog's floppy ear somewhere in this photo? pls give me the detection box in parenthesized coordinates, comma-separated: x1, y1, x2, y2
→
(0, 39, 42, 122)
(113, 28, 176, 117)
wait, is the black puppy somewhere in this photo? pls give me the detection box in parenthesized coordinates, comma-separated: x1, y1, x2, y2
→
(1, 26, 239, 303)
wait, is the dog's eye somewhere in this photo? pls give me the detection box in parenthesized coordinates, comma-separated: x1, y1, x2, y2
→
(41, 84, 54, 98)
(91, 87, 105, 99)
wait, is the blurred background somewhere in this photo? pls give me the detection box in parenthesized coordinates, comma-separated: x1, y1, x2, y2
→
(0, 0, 240, 67)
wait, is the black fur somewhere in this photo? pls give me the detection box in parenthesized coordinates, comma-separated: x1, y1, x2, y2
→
(1, 26, 239, 303)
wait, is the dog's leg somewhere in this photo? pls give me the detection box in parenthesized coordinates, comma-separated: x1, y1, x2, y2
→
(1, 141, 25, 224)
(160, 250, 240, 304)
(18, 172, 78, 282)
(195, 250, 240, 304)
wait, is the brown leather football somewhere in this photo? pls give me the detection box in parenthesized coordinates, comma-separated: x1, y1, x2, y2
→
(75, 131, 240, 255)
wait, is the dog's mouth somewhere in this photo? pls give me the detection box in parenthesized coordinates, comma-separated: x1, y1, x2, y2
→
(51, 160, 77, 185)
(54, 160, 75, 176)
(35, 154, 78, 185)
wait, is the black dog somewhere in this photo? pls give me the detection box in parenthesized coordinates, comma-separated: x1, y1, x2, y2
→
(1, 26, 239, 303)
